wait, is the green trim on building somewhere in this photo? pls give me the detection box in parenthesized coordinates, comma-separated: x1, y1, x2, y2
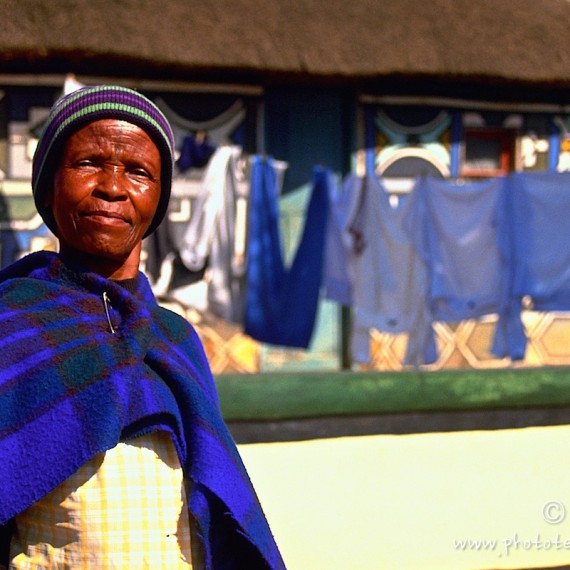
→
(215, 367, 570, 421)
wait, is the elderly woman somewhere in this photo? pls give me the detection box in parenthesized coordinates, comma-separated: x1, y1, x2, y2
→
(0, 86, 285, 569)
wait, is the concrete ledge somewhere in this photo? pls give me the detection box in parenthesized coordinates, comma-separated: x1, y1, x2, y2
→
(228, 405, 570, 443)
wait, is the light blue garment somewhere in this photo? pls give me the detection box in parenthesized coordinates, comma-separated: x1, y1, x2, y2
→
(322, 173, 361, 306)
(507, 172, 570, 310)
(244, 159, 330, 348)
(404, 176, 526, 360)
(335, 174, 436, 366)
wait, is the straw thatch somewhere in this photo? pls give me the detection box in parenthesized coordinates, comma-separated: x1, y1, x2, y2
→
(2, 0, 570, 91)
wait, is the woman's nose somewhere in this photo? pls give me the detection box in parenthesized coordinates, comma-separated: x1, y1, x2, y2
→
(93, 165, 128, 200)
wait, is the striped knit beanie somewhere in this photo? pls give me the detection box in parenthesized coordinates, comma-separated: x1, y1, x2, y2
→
(32, 85, 175, 237)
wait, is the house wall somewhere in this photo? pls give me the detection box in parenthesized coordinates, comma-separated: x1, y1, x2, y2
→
(264, 86, 355, 192)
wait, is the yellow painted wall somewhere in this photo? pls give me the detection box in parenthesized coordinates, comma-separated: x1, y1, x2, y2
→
(239, 426, 570, 570)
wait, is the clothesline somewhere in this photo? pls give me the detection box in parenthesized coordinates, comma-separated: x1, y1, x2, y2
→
(324, 170, 570, 366)
(146, 147, 570, 366)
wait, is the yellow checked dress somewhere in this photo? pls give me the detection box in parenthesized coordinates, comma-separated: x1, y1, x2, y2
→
(9, 431, 195, 569)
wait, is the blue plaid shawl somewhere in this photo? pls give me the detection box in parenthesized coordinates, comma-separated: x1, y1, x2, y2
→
(0, 251, 285, 570)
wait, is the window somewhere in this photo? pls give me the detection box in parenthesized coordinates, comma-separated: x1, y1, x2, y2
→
(462, 128, 515, 177)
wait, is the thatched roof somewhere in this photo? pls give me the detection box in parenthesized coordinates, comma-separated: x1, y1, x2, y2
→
(2, 0, 570, 97)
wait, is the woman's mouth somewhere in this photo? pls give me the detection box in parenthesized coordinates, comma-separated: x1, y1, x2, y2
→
(81, 210, 130, 225)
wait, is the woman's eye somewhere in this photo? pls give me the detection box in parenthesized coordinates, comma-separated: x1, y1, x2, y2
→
(74, 159, 96, 168)
(129, 167, 153, 179)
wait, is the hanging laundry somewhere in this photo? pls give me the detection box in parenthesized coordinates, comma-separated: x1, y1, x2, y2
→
(0, 229, 20, 270)
(322, 173, 361, 307)
(176, 133, 217, 173)
(404, 176, 526, 360)
(244, 160, 329, 348)
(144, 214, 207, 297)
(177, 145, 249, 323)
(0, 193, 20, 269)
(507, 171, 570, 310)
(337, 174, 436, 366)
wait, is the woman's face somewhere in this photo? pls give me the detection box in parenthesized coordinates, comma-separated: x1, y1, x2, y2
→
(49, 119, 161, 278)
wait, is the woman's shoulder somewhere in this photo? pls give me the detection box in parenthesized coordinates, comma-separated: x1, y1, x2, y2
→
(151, 304, 208, 356)
(0, 252, 60, 294)
(152, 303, 195, 333)
(0, 253, 58, 306)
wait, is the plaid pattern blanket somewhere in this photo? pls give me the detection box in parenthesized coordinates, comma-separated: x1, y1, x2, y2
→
(0, 251, 284, 570)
